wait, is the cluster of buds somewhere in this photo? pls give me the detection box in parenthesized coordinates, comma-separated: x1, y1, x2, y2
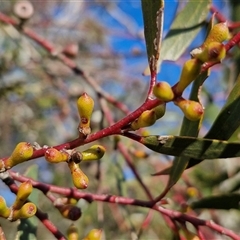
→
(191, 22, 230, 63)
(1, 142, 34, 172)
(174, 22, 230, 97)
(148, 22, 229, 122)
(44, 144, 105, 189)
(77, 92, 94, 139)
(130, 103, 166, 130)
(0, 181, 36, 221)
(54, 197, 81, 221)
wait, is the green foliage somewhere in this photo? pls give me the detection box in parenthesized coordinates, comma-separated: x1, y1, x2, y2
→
(1, 0, 240, 239)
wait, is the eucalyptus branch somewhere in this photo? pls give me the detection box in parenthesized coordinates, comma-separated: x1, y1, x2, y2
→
(1, 173, 66, 240)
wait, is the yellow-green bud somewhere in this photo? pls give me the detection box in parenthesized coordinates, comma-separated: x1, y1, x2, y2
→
(45, 148, 70, 163)
(203, 22, 230, 48)
(82, 145, 106, 161)
(12, 180, 32, 210)
(174, 97, 204, 121)
(174, 59, 201, 96)
(153, 103, 166, 120)
(67, 224, 79, 240)
(77, 92, 94, 137)
(191, 42, 226, 63)
(0, 196, 11, 218)
(83, 229, 102, 240)
(5, 142, 33, 169)
(153, 81, 174, 101)
(68, 161, 89, 189)
(11, 202, 36, 221)
(130, 148, 149, 159)
(131, 110, 157, 130)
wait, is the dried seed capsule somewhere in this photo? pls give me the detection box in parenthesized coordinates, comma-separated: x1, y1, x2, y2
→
(11, 202, 36, 221)
(12, 180, 32, 210)
(203, 22, 230, 48)
(5, 142, 33, 169)
(45, 148, 70, 163)
(174, 97, 204, 121)
(153, 81, 174, 101)
(68, 161, 89, 189)
(131, 110, 157, 130)
(82, 145, 106, 161)
(67, 224, 79, 240)
(153, 103, 166, 119)
(13, 0, 34, 20)
(0, 196, 11, 218)
(57, 204, 81, 221)
(174, 59, 201, 96)
(77, 93, 94, 138)
(83, 229, 102, 240)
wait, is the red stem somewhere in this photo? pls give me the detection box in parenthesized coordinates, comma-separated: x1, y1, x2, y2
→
(3, 176, 66, 240)
(10, 171, 240, 239)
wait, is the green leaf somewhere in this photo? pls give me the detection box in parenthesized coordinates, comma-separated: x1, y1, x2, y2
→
(166, 72, 209, 186)
(186, 73, 240, 169)
(144, 0, 210, 75)
(152, 72, 209, 178)
(190, 193, 240, 210)
(161, 0, 210, 61)
(142, 135, 240, 159)
(141, 0, 164, 73)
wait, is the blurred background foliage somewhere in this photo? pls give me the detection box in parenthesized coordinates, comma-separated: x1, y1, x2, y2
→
(0, 0, 240, 239)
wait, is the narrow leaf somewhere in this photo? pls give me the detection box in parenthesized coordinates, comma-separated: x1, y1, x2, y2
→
(143, 0, 210, 75)
(190, 194, 240, 210)
(187, 73, 240, 168)
(142, 135, 240, 160)
(161, 0, 210, 61)
(166, 72, 209, 186)
(141, 0, 164, 73)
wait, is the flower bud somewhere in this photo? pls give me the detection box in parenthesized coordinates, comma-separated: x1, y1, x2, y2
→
(191, 42, 226, 63)
(130, 148, 149, 158)
(186, 187, 199, 198)
(153, 103, 166, 119)
(68, 161, 89, 189)
(174, 97, 204, 121)
(12, 180, 32, 210)
(77, 92, 94, 138)
(5, 142, 33, 169)
(203, 22, 230, 48)
(11, 202, 36, 221)
(67, 224, 79, 240)
(173, 59, 201, 96)
(57, 204, 81, 221)
(62, 43, 79, 58)
(153, 81, 174, 101)
(0, 196, 11, 218)
(131, 110, 157, 130)
(45, 148, 70, 163)
(82, 145, 106, 161)
(83, 229, 102, 240)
